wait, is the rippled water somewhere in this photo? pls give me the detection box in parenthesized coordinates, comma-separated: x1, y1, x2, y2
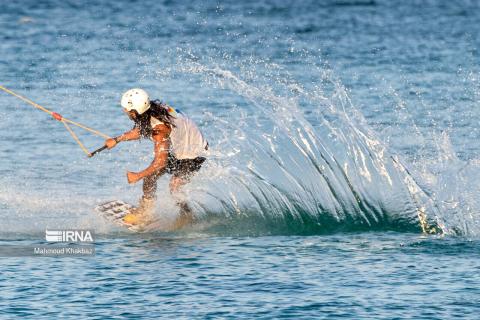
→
(0, 234, 478, 319)
(1, 0, 480, 318)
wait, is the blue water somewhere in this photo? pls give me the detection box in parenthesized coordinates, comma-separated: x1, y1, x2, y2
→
(1, 0, 480, 318)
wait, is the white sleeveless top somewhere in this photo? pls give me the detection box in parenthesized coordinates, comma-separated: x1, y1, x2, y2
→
(150, 106, 208, 159)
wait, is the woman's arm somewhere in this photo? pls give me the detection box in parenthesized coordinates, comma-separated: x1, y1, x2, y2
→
(105, 127, 141, 149)
(127, 124, 171, 184)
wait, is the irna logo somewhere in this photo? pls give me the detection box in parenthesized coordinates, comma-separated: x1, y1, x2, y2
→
(45, 230, 94, 242)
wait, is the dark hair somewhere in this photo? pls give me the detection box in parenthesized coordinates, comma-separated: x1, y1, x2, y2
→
(132, 100, 175, 138)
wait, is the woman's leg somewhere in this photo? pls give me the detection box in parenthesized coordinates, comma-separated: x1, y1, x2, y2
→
(169, 175, 194, 229)
(143, 173, 160, 200)
(123, 171, 163, 225)
(169, 157, 206, 229)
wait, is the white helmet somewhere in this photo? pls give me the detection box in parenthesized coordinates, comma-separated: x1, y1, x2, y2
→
(121, 88, 150, 114)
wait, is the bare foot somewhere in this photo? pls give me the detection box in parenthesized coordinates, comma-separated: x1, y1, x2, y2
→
(172, 202, 194, 230)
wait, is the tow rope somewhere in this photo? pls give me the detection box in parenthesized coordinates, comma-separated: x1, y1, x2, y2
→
(0, 85, 110, 157)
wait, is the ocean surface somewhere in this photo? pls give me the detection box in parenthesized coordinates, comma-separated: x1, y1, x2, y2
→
(1, 0, 480, 318)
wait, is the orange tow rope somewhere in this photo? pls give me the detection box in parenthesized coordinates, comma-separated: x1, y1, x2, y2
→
(0, 85, 111, 157)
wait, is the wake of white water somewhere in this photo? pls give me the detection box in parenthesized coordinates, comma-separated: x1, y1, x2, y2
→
(169, 59, 444, 235)
(165, 51, 480, 237)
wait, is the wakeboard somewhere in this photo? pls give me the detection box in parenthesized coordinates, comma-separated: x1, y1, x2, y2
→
(95, 199, 196, 232)
(95, 200, 156, 232)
